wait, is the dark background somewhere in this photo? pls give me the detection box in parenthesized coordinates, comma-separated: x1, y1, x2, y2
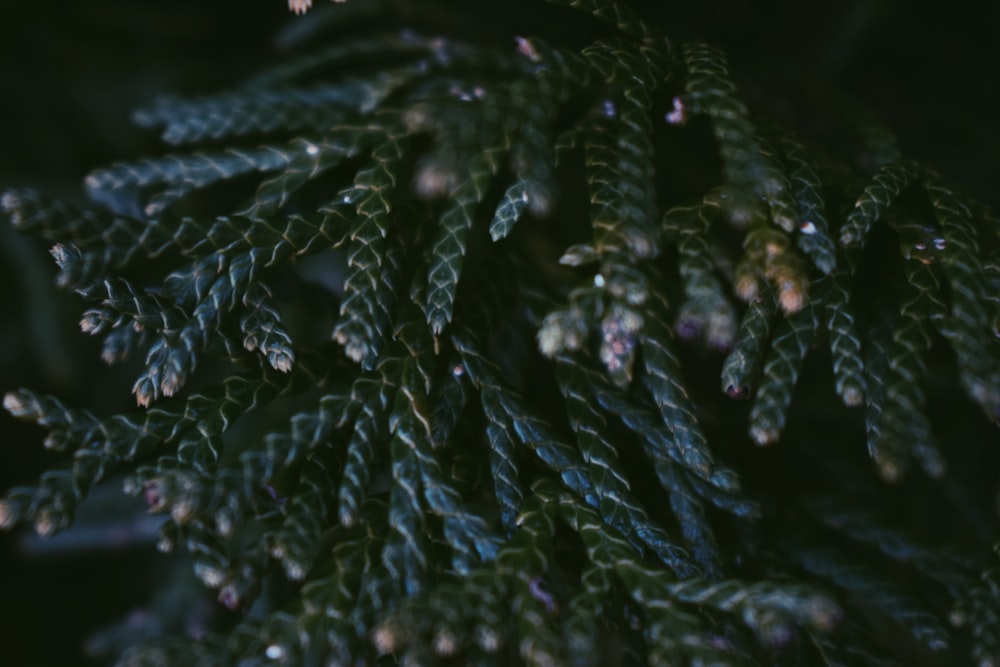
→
(0, 1, 996, 664)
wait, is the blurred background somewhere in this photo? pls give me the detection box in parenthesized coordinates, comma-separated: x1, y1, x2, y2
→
(0, 0, 996, 664)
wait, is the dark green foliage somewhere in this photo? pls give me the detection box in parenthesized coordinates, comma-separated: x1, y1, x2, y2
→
(2, 1, 998, 665)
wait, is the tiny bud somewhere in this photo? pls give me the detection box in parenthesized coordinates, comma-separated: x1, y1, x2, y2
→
(839, 228, 859, 247)
(0, 190, 18, 213)
(806, 596, 842, 632)
(523, 182, 553, 217)
(143, 480, 167, 512)
(625, 229, 657, 259)
(537, 323, 563, 358)
(219, 585, 240, 610)
(3, 392, 28, 417)
(665, 96, 686, 125)
(80, 312, 103, 334)
(764, 240, 785, 259)
(344, 341, 366, 363)
(195, 564, 225, 589)
(877, 459, 902, 483)
(675, 311, 704, 341)
(433, 631, 458, 656)
(133, 378, 156, 408)
(515, 36, 541, 62)
(759, 620, 794, 648)
(49, 244, 69, 265)
(402, 106, 434, 133)
(726, 384, 749, 400)
(373, 623, 400, 655)
(34, 509, 60, 537)
(476, 628, 501, 653)
(760, 177, 785, 198)
(414, 163, 458, 199)
(750, 424, 778, 446)
(841, 385, 864, 407)
(735, 273, 759, 302)
(707, 313, 736, 351)
(283, 560, 306, 582)
(269, 351, 294, 374)
(619, 308, 643, 333)
(160, 367, 182, 399)
(339, 507, 358, 528)
(0, 500, 17, 529)
(563, 328, 584, 350)
(100, 347, 121, 365)
(170, 498, 195, 524)
(215, 512, 234, 538)
(777, 280, 805, 314)
(157, 535, 175, 553)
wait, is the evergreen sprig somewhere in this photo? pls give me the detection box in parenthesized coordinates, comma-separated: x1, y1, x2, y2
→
(2, 1, 998, 665)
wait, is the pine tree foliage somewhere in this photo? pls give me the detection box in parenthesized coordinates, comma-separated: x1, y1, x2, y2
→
(2, 0, 999, 665)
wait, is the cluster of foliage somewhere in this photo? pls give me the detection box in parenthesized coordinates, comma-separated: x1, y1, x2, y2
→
(2, 0, 998, 664)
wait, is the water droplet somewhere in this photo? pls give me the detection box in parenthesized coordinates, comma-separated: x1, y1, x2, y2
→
(593, 273, 606, 288)
(265, 645, 286, 660)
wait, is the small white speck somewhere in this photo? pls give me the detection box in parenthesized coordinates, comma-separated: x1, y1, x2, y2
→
(304, 143, 319, 156)
(603, 100, 617, 118)
(800, 221, 817, 235)
(265, 644, 285, 660)
(452, 364, 464, 377)
(594, 273, 606, 288)
(933, 237, 947, 250)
